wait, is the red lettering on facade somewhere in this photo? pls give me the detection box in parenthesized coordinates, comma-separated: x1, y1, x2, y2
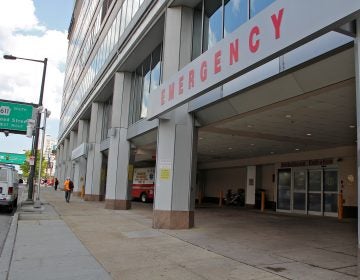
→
(200, 61, 208, 81)
(271, 8, 284, 39)
(161, 89, 166, 105)
(188, 69, 195, 89)
(168, 83, 175, 101)
(249, 26, 260, 53)
(179, 75, 184, 95)
(229, 39, 239, 65)
(214, 50, 222, 74)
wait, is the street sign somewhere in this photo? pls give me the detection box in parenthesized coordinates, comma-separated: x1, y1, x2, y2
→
(29, 156, 35, 166)
(0, 100, 34, 134)
(0, 152, 27, 165)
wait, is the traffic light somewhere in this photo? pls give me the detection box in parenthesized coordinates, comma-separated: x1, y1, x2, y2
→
(26, 119, 35, 138)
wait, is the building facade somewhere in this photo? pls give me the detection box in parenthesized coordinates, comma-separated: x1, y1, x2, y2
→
(56, 0, 360, 245)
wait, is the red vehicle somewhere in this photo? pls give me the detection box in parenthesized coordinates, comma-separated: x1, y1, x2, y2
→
(132, 167, 155, 202)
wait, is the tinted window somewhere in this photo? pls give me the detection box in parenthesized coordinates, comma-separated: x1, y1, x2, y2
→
(250, 0, 275, 18)
(224, 0, 248, 36)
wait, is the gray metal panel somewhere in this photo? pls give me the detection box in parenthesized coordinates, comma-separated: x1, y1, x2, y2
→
(127, 118, 159, 140)
(100, 138, 110, 152)
(283, 32, 354, 70)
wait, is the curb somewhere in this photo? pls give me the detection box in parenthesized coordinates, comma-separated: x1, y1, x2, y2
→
(0, 212, 18, 280)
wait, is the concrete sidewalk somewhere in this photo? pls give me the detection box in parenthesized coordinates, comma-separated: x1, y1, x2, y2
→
(0, 187, 357, 279)
(0, 188, 111, 280)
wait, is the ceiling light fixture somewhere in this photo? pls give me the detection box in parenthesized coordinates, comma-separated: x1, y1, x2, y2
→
(250, 143, 255, 146)
(285, 114, 292, 118)
(349, 125, 356, 129)
(228, 147, 233, 150)
(247, 124, 253, 128)
(306, 133, 312, 136)
(295, 148, 300, 151)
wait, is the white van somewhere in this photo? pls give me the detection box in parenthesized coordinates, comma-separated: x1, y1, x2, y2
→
(0, 165, 19, 212)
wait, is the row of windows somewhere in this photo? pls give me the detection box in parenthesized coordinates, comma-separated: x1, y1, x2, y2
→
(63, 0, 101, 108)
(65, 0, 99, 91)
(192, 0, 276, 59)
(60, 0, 276, 136)
(60, 0, 145, 135)
(129, 0, 275, 123)
(129, 44, 162, 124)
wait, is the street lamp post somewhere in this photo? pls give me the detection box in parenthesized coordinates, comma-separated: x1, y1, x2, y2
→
(35, 108, 51, 206)
(3, 54, 48, 201)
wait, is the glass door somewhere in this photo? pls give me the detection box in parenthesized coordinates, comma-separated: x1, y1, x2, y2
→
(277, 169, 291, 211)
(307, 170, 322, 215)
(323, 170, 338, 217)
(292, 170, 306, 213)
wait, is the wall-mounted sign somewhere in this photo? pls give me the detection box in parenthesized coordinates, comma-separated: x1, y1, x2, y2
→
(148, 0, 360, 119)
(0, 100, 34, 134)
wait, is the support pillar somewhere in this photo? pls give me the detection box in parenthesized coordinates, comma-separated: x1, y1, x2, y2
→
(63, 138, 70, 180)
(68, 130, 77, 180)
(105, 72, 132, 210)
(246, 166, 256, 206)
(153, 6, 196, 229)
(85, 103, 105, 201)
(73, 120, 89, 195)
(354, 18, 360, 255)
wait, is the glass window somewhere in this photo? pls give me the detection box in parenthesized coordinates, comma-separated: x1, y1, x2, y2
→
(132, 0, 139, 17)
(277, 169, 291, 210)
(192, 3, 202, 60)
(224, 0, 248, 36)
(150, 46, 162, 91)
(250, 0, 275, 18)
(324, 171, 338, 192)
(120, 2, 127, 35)
(203, 0, 222, 52)
(141, 57, 151, 119)
(125, 0, 132, 26)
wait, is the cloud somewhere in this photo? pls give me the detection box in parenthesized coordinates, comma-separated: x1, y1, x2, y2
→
(0, 0, 68, 122)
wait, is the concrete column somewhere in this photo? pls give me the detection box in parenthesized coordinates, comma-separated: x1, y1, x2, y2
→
(68, 130, 77, 180)
(73, 120, 90, 195)
(153, 6, 197, 229)
(54, 147, 60, 179)
(246, 166, 256, 206)
(105, 72, 133, 209)
(354, 19, 360, 253)
(85, 103, 105, 201)
(59, 141, 66, 185)
(63, 138, 70, 180)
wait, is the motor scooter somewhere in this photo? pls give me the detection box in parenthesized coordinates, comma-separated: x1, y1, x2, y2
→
(224, 189, 245, 206)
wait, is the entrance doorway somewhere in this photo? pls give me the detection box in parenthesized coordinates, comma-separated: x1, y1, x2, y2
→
(277, 168, 338, 216)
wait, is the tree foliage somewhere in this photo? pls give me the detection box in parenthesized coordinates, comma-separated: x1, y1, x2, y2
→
(20, 150, 47, 179)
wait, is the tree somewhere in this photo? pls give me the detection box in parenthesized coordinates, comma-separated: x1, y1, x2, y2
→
(20, 150, 48, 179)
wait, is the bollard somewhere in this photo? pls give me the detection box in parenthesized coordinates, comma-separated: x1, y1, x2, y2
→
(338, 191, 343, 220)
(261, 191, 265, 212)
(219, 191, 223, 207)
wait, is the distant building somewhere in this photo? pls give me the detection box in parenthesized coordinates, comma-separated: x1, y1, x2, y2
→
(44, 135, 57, 177)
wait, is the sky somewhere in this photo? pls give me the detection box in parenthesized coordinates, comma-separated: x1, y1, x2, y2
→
(0, 0, 74, 154)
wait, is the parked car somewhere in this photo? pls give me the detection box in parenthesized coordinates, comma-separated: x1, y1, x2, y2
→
(0, 164, 19, 212)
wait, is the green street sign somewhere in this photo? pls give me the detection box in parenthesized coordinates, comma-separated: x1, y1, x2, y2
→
(0, 153, 27, 165)
(0, 100, 34, 134)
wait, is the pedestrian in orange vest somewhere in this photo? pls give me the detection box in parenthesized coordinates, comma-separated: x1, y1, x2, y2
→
(64, 177, 74, 203)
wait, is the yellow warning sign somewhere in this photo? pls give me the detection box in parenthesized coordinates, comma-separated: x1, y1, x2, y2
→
(160, 168, 170, 180)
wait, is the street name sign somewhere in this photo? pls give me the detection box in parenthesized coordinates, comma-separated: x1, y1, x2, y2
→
(0, 100, 34, 134)
(0, 152, 26, 165)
